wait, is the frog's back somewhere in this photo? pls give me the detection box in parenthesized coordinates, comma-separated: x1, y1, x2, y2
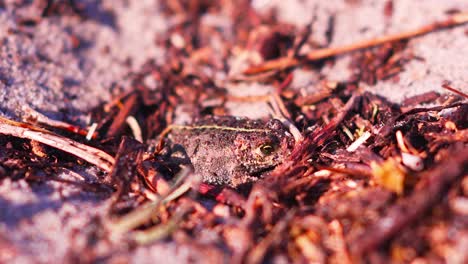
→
(168, 116, 294, 187)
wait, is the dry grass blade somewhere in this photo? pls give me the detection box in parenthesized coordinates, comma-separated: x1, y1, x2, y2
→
(108, 166, 193, 235)
(132, 206, 190, 245)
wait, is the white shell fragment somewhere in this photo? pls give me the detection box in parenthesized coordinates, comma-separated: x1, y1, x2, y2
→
(401, 152, 424, 171)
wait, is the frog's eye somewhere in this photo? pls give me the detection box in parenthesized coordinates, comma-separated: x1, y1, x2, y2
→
(259, 144, 275, 155)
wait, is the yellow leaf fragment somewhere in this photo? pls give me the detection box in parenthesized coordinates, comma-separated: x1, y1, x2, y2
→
(371, 159, 406, 195)
(391, 244, 417, 262)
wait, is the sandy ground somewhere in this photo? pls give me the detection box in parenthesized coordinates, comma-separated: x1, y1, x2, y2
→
(0, 0, 467, 263)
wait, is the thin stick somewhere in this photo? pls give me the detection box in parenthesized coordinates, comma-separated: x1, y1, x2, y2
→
(0, 118, 114, 172)
(22, 105, 95, 138)
(441, 83, 468, 99)
(244, 13, 468, 75)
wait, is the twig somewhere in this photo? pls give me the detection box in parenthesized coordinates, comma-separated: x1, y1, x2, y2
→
(442, 83, 468, 99)
(397, 102, 466, 121)
(245, 209, 296, 264)
(22, 105, 94, 138)
(350, 144, 468, 257)
(0, 117, 114, 172)
(290, 22, 313, 58)
(244, 12, 468, 75)
(268, 94, 304, 143)
(106, 93, 138, 137)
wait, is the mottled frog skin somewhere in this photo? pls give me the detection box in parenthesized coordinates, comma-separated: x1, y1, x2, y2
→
(169, 116, 295, 187)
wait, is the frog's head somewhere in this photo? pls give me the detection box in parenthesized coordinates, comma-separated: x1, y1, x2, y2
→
(233, 119, 295, 176)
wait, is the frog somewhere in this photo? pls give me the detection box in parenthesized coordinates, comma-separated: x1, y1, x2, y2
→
(168, 116, 295, 188)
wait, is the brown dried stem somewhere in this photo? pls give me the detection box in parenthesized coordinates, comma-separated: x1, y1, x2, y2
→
(244, 13, 468, 75)
(442, 83, 468, 99)
(0, 117, 115, 172)
(350, 144, 468, 257)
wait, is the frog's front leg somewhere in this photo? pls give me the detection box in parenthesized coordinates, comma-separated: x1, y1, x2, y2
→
(228, 165, 262, 188)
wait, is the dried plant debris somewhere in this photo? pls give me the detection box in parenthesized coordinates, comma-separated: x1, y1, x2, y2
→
(1, 1, 468, 263)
